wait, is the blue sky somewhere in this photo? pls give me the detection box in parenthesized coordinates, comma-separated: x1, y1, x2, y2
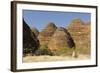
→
(23, 10, 91, 31)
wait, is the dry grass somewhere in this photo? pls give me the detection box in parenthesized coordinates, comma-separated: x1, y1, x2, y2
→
(23, 54, 90, 63)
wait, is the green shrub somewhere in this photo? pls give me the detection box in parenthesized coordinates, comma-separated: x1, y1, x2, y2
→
(34, 45, 53, 56)
(23, 47, 37, 56)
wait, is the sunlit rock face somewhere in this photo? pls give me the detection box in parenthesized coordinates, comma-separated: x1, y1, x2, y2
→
(48, 27, 75, 51)
(38, 22, 57, 45)
(67, 18, 91, 54)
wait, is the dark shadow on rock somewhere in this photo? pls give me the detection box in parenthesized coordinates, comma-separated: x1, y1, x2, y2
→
(23, 19, 40, 56)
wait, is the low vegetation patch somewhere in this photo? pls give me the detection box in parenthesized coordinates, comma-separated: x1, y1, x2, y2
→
(52, 47, 75, 56)
(34, 45, 53, 56)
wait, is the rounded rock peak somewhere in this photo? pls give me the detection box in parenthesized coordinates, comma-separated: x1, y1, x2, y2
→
(44, 22, 57, 30)
(41, 22, 57, 33)
(70, 18, 84, 25)
(47, 22, 56, 27)
(72, 18, 82, 22)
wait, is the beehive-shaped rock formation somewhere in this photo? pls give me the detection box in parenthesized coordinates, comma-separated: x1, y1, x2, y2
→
(67, 18, 90, 54)
(38, 22, 57, 45)
(48, 27, 75, 51)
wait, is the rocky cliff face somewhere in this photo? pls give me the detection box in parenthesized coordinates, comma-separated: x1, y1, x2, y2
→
(38, 22, 57, 45)
(23, 19, 40, 56)
(48, 27, 75, 51)
(67, 18, 90, 54)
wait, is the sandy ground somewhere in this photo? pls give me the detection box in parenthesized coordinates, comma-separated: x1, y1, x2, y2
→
(23, 54, 90, 63)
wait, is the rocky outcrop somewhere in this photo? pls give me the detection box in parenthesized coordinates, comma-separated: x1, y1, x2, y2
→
(48, 27, 75, 51)
(38, 22, 57, 45)
(67, 18, 90, 54)
(23, 19, 40, 56)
